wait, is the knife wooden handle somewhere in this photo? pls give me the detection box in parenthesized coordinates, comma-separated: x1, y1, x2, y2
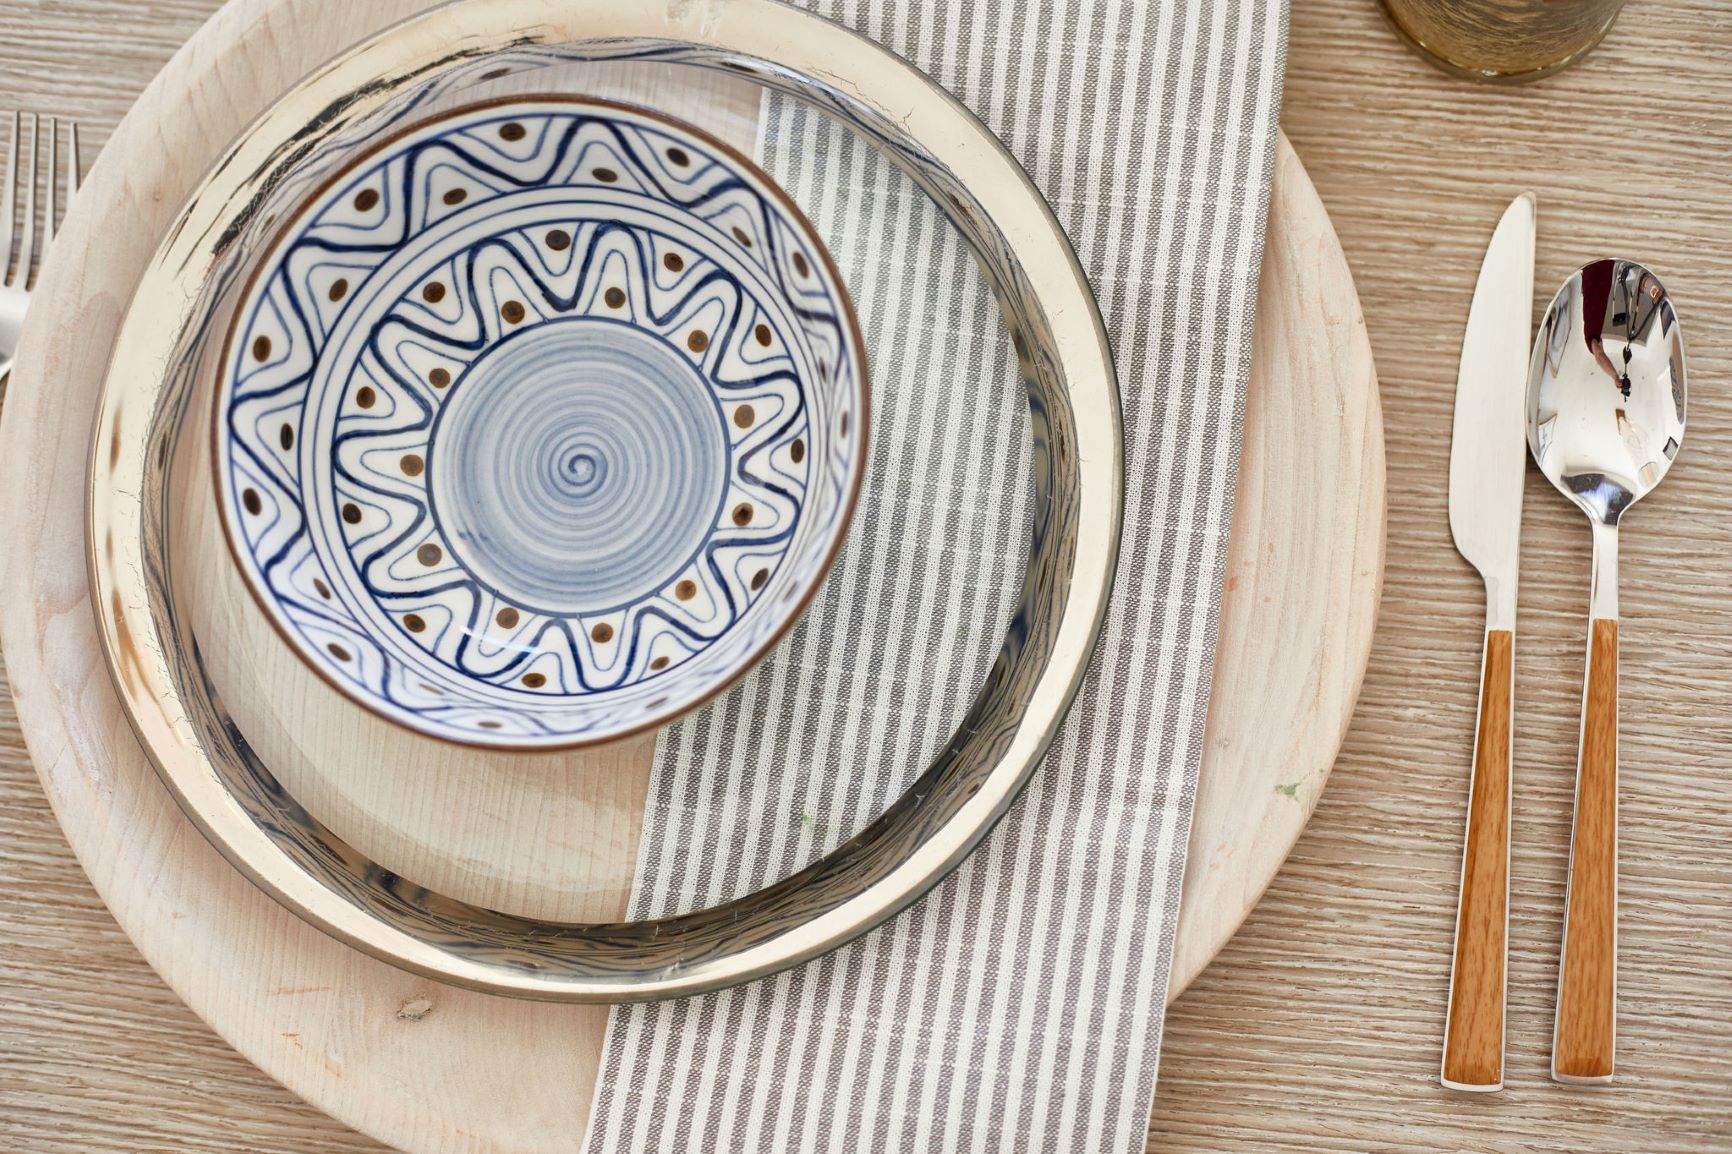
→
(1554, 617, 1618, 1084)
(1441, 628, 1513, 1091)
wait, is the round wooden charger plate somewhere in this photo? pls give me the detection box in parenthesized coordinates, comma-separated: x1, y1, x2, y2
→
(0, 1, 1383, 1149)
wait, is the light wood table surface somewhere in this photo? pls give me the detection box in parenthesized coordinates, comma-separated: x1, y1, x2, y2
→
(2, 1, 1728, 1150)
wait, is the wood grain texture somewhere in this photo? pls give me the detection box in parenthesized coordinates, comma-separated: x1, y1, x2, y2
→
(2, 0, 1729, 1151)
(1553, 616, 1618, 1084)
(1154, 1, 1732, 1150)
(1442, 627, 1512, 1091)
(1174, 139, 1384, 994)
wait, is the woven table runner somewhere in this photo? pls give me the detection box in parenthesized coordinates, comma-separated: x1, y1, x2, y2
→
(584, 2, 1286, 1150)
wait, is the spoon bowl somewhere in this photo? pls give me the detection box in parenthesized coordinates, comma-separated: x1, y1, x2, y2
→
(1526, 258, 1686, 1087)
(1528, 259, 1686, 525)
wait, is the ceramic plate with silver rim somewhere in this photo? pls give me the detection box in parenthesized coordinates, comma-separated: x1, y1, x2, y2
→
(90, 0, 1122, 1001)
(215, 97, 867, 749)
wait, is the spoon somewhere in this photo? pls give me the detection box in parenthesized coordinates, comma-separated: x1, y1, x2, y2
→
(1526, 258, 1687, 1085)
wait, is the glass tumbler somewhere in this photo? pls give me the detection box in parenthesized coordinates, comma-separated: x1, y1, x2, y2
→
(1379, 0, 1626, 83)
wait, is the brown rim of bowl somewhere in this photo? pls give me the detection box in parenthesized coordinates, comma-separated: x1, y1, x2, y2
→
(209, 93, 870, 752)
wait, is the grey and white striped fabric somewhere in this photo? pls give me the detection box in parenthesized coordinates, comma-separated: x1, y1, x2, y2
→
(583, 2, 1286, 1150)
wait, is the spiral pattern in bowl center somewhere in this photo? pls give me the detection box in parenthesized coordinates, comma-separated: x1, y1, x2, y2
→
(429, 317, 729, 615)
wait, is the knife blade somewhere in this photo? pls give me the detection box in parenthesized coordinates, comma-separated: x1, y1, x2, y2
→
(1440, 192, 1535, 1094)
(1449, 193, 1536, 627)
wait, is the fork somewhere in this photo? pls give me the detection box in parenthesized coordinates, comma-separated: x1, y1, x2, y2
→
(0, 112, 81, 387)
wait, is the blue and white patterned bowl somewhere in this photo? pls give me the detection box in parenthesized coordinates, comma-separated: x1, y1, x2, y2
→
(215, 97, 867, 749)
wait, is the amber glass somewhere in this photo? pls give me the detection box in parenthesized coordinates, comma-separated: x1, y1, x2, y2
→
(1379, 0, 1625, 83)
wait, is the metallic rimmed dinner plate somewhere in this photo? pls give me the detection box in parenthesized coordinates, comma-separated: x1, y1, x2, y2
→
(87, 0, 1123, 1002)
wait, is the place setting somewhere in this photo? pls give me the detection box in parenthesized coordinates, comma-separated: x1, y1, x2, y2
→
(1441, 197, 1686, 1092)
(0, 0, 1722, 1150)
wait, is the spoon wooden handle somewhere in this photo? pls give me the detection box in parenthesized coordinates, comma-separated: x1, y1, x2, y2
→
(1553, 616, 1618, 1084)
(1441, 627, 1513, 1091)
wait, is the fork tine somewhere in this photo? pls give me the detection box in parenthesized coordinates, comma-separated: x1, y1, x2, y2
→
(43, 118, 57, 257)
(67, 120, 79, 199)
(13, 114, 37, 290)
(1, 112, 17, 282)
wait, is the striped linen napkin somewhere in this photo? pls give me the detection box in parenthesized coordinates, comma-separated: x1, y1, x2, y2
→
(583, 1, 1287, 1150)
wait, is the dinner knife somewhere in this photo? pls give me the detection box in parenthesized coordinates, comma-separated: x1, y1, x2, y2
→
(1440, 192, 1536, 1093)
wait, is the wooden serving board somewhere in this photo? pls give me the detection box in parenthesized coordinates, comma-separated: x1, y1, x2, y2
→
(0, 1, 1382, 1149)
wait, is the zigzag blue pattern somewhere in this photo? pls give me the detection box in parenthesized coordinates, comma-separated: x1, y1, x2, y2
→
(217, 99, 864, 745)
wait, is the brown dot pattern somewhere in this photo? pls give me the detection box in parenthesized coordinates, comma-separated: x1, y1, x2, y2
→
(285, 128, 844, 692)
(242, 488, 261, 515)
(252, 335, 271, 362)
(327, 643, 352, 662)
(313, 578, 332, 600)
(790, 438, 805, 464)
(279, 423, 294, 451)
